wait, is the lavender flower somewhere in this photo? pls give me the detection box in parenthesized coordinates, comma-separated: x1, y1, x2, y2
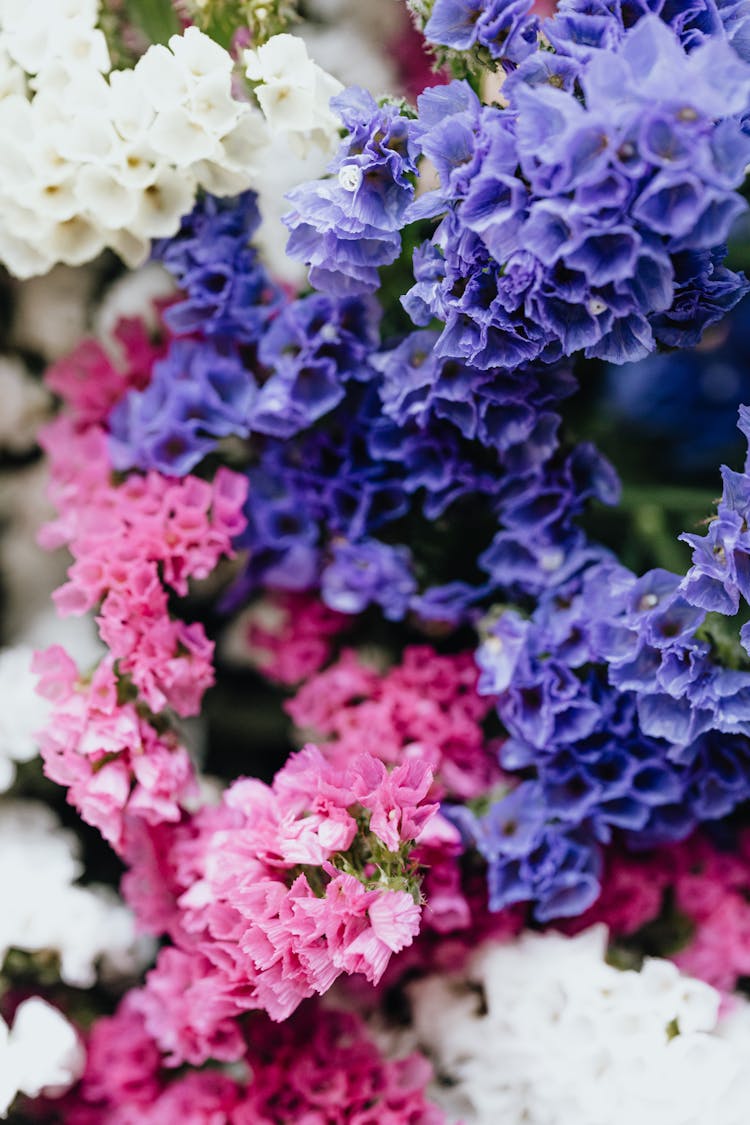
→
(424, 0, 540, 65)
(405, 16, 750, 369)
(284, 88, 419, 295)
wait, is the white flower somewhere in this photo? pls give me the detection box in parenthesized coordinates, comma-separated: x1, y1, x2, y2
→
(0, 4, 356, 278)
(0, 9, 271, 278)
(0, 800, 146, 987)
(244, 33, 342, 150)
(405, 927, 750, 1125)
(0, 997, 84, 1117)
(0, 645, 51, 790)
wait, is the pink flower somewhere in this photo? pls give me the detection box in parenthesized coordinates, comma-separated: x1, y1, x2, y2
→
(369, 890, 422, 953)
(355, 756, 437, 852)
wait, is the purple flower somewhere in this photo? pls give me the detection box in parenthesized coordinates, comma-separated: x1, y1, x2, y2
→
(445, 784, 603, 921)
(406, 17, 750, 370)
(152, 191, 283, 342)
(424, 0, 540, 65)
(321, 539, 417, 619)
(284, 88, 419, 295)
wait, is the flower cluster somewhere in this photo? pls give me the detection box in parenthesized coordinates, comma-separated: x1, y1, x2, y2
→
(423, 0, 539, 65)
(63, 998, 445, 1124)
(287, 645, 499, 799)
(0, 800, 141, 986)
(285, 86, 420, 294)
(33, 647, 198, 852)
(566, 831, 750, 993)
(0, 997, 84, 1117)
(122, 746, 436, 1056)
(403, 16, 750, 371)
(9, 4, 750, 1122)
(221, 590, 350, 685)
(0, 6, 263, 278)
(39, 416, 246, 715)
(0, 646, 51, 792)
(407, 926, 750, 1125)
(681, 405, 750, 639)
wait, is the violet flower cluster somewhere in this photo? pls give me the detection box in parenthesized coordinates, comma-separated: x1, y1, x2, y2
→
(15, 7, 750, 1121)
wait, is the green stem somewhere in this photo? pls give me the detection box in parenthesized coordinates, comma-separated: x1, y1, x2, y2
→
(619, 485, 719, 513)
(126, 0, 180, 45)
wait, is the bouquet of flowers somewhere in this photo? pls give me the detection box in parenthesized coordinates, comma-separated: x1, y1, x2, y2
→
(2, 0, 750, 1121)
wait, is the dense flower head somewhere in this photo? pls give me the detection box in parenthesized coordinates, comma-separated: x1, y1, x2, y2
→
(284, 87, 420, 295)
(16, 5, 750, 1118)
(407, 926, 750, 1125)
(0, 996, 84, 1118)
(404, 14, 750, 370)
(445, 782, 604, 921)
(64, 998, 445, 1124)
(151, 191, 284, 343)
(45, 315, 168, 428)
(0, 15, 272, 278)
(584, 560, 750, 744)
(121, 746, 437, 1048)
(374, 334, 576, 453)
(229, 378, 510, 621)
(0, 800, 141, 987)
(108, 339, 257, 476)
(222, 590, 350, 685)
(424, 0, 540, 64)
(547, 0, 750, 63)
(39, 414, 247, 715)
(566, 832, 750, 992)
(32, 646, 198, 852)
(287, 645, 499, 800)
(680, 405, 750, 639)
(476, 565, 750, 853)
(107, 263, 381, 475)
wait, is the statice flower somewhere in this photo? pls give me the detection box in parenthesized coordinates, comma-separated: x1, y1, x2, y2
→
(681, 406, 750, 642)
(0, 13, 270, 278)
(151, 191, 284, 343)
(0, 997, 84, 1118)
(407, 927, 750, 1125)
(108, 341, 256, 475)
(107, 269, 380, 474)
(45, 314, 166, 428)
(424, 0, 540, 65)
(221, 590, 349, 685)
(322, 539, 418, 619)
(121, 746, 436, 1051)
(33, 647, 198, 852)
(586, 561, 750, 743)
(405, 16, 750, 369)
(375, 334, 577, 453)
(231, 380, 503, 619)
(64, 998, 445, 1124)
(284, 87, 419, 295)
(445, 782, 603, 921)
(0, 645, 51, 791)
(287, 645, 499, 799)
(0, 800, 143, 987)
(243, 31, 343, 150)
(471, 560, 750, 896)
(547, 0, 750, 63)
(40, 416, 247, 715)
(250, 291, 380, 438)
(578, 831, 750, 993)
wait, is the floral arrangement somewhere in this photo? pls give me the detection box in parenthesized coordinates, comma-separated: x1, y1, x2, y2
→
(2, 0, 750, 1121)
